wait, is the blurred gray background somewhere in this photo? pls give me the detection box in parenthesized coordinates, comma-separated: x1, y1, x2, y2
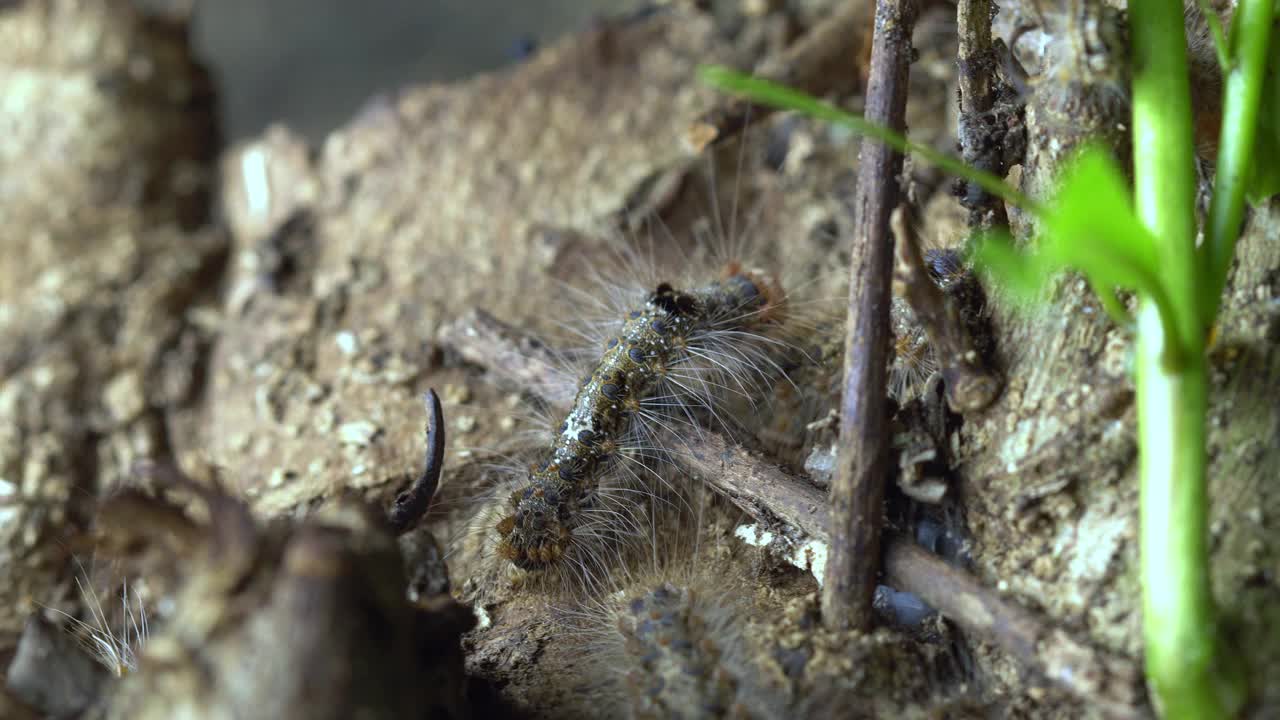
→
(181, 0, 637, 142)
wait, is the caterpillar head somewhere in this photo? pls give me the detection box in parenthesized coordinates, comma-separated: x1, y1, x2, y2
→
(495, 485, 572, 569)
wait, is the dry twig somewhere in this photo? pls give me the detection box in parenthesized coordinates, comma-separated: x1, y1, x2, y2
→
(885, 542, 1146, 717)
(822, 0, 919, 631)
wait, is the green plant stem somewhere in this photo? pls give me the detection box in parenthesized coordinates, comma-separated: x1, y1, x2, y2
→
(1130, 0, 1244, 716)
(1130, 0, 1200, 362)
(1203, 0, 1274, 327)
(1136, 306, 1243, 719)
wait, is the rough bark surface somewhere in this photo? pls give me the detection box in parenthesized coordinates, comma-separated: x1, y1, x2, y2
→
(0, 0, 222, 654)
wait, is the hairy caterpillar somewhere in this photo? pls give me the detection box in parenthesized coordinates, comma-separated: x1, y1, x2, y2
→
(539, 484, 790, 720)
(564, 495, 970, 720)
(448, 165, 990, 600)
(494, 266, 787, 571)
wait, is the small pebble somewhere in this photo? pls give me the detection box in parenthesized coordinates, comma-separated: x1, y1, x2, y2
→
(267, 468, 296, 487)
(338, 420, 380, 446)
(335, 331, 360, 356)
(103, 371, 146, 424)
(442, 383, 472, 405)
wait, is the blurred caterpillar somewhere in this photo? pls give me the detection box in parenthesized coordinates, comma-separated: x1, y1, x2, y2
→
(614, 581, 757, 720)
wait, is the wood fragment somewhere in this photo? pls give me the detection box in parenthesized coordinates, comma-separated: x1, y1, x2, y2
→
(675, 429, 830, 541)
(823, 0, 918, 631)
(890, 206, 1001, 412)
(438, 307, 1145, 716)
(687, 0, 875, 151)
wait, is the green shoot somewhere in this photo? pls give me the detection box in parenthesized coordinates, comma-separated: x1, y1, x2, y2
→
(1202, 0, 1278, 328)
(971, 148, 1184, 361)
(1247, 50, 1280, 204)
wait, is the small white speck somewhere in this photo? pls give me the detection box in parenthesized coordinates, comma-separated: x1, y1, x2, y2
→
(338, 420, 380, 446)
(335, 331, 360, 356)
(241, 146, 271, 220)
(268, 468, 295, 488)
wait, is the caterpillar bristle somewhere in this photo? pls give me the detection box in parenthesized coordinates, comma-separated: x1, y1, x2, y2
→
(888, 327, 939, 404)
(39, 559, 151, 680)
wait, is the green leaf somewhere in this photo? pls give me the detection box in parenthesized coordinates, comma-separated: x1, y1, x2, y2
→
(973, 146, 1186, 338)
(1039, 147, 1164, 298)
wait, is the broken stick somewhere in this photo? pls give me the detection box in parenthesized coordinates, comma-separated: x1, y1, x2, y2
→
(823, 0, 919, 632)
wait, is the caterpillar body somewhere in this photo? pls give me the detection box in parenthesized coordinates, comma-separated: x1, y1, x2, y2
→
(495, 267, 787, 570)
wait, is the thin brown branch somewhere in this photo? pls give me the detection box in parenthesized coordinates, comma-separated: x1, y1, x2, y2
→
(885, 542, 1146, 717)
(823, 0, 918, 631)
(437, 309, 1144, 715)
(674, 428, 830, 540)
(687, 0, 875, 151)
(890, 206, 1001, 412)
(438, 310, 571, 406)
